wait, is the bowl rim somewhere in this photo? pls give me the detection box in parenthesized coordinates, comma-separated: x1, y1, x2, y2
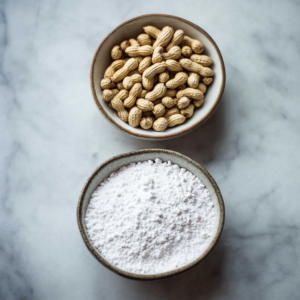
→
(90, 14, 226, 140)
(77, 149, 225, 280)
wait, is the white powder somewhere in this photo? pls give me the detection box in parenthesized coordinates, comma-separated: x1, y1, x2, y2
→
(85, 158, 216, 274)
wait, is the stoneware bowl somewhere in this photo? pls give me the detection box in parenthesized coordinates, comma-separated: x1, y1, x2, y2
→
(90, 14, 226, 140)
(77, 149, 225, 280)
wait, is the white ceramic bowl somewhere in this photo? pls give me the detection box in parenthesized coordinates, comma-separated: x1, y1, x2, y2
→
(90, 14, 226, 140)
(77, 149, 225, 280)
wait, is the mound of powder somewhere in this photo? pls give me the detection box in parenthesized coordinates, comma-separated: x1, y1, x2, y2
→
(85, 158, 216, 274)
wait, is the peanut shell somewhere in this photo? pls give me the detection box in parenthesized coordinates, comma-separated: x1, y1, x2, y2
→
(111, 45, 122, 60)
(166, 72, 188, 89)
(125, 45, 153, 57)
(202, 77, 213, 85)
(166, 29, 184, 52)
(128, 107, 142, 127)
(140, 116, 155, 129)
(153, 103, 166, 118)
(137, 33, 151, 46)
(153, 26, 174, 48)
(167, 114, 186, 127)
(145, 83, 167, 101)
(143, 26, 161, 39)
(180, 58, 214, 77)
(153, 117, 168, 131)
(181, 104, 195, 118)
(136, 99, 154, 112)
(190, 54, 213, 67)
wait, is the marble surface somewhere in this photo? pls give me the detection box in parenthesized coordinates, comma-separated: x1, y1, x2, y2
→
(1, 0, 300, 299)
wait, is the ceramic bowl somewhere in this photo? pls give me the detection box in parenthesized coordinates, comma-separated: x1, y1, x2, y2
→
(77, 149, 225, 280)
(90, 14, 226, 140)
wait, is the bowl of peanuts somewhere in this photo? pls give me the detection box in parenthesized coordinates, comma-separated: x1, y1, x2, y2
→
(90, 14, 225, 140)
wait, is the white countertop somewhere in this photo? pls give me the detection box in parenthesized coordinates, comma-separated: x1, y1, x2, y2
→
(1, 1, 300, 299)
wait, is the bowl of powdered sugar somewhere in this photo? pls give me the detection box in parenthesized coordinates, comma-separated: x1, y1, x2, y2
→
(77, 149, 224, 280)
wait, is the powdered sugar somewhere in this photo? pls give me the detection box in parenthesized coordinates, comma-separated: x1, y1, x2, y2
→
(85, 158, 216, 274)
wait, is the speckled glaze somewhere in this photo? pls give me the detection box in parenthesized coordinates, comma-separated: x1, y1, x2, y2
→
(90, 14, 226, 140)
(77, 149, 225, 280)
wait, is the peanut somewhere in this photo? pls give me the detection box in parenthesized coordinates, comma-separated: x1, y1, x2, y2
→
(111, 58, 139, 82)
(190, 54, 213, 67)
(166, 29, 184, 51)
(111, 45, 122, 60)
(164, 89, 177, 97)
(153, 75, 158, 83)
(117, 82, 124, 90)
(162, 96, 177, 108)
(181, 46, 192, 57)
(164, 107, 180, 118)
(143, 26, 161, 39)
(145, 83, 167, 101)
(153, 26, 174, 48)
(120, 40, 130, 51)
(180, 58, 214, 77)
(111, 89, 129, 110)
(143, 62, 167, 79)
(193, 99, 204, 107)
(102, 88, 119, 102)
(124, 83, 142, 108)
(101, 78, 117, 89)
(153, 103, 166, 118)
(177, 96, 191, 109)
(136, 99, 154, 112)
(177, 84, 186, 90)
(176, 88, 204, 101)
(118, 109, 129, 122)
(140, 89, 148, 98)
(104, 59, 127, 79)
(140, 116, 155, 129)
(111, 97, 125, 112)
(162, 46, 181, 60)
(198, 82, 207, 94)
(165, 59, 183, 72)
(167, 114, 186, 127)
(159, 71, 169, 83)
(125, 45, 153, 57)
(137, 33, 151, 46)
(202, 77, 213, 85)
(153, 117, 168, 132)
(128, 106, 142, 127)
(152, 46, 163, 64)
(142, 75, 154, 90)
(166, 72, 188, 89)
(138, 56, 152, 73)
(123, 74, 142, 89)
(181, 35, 204, 54)
(181, 104, 195, 118)
(129, 39, 140, 47)
(187, 72, 201, 89)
